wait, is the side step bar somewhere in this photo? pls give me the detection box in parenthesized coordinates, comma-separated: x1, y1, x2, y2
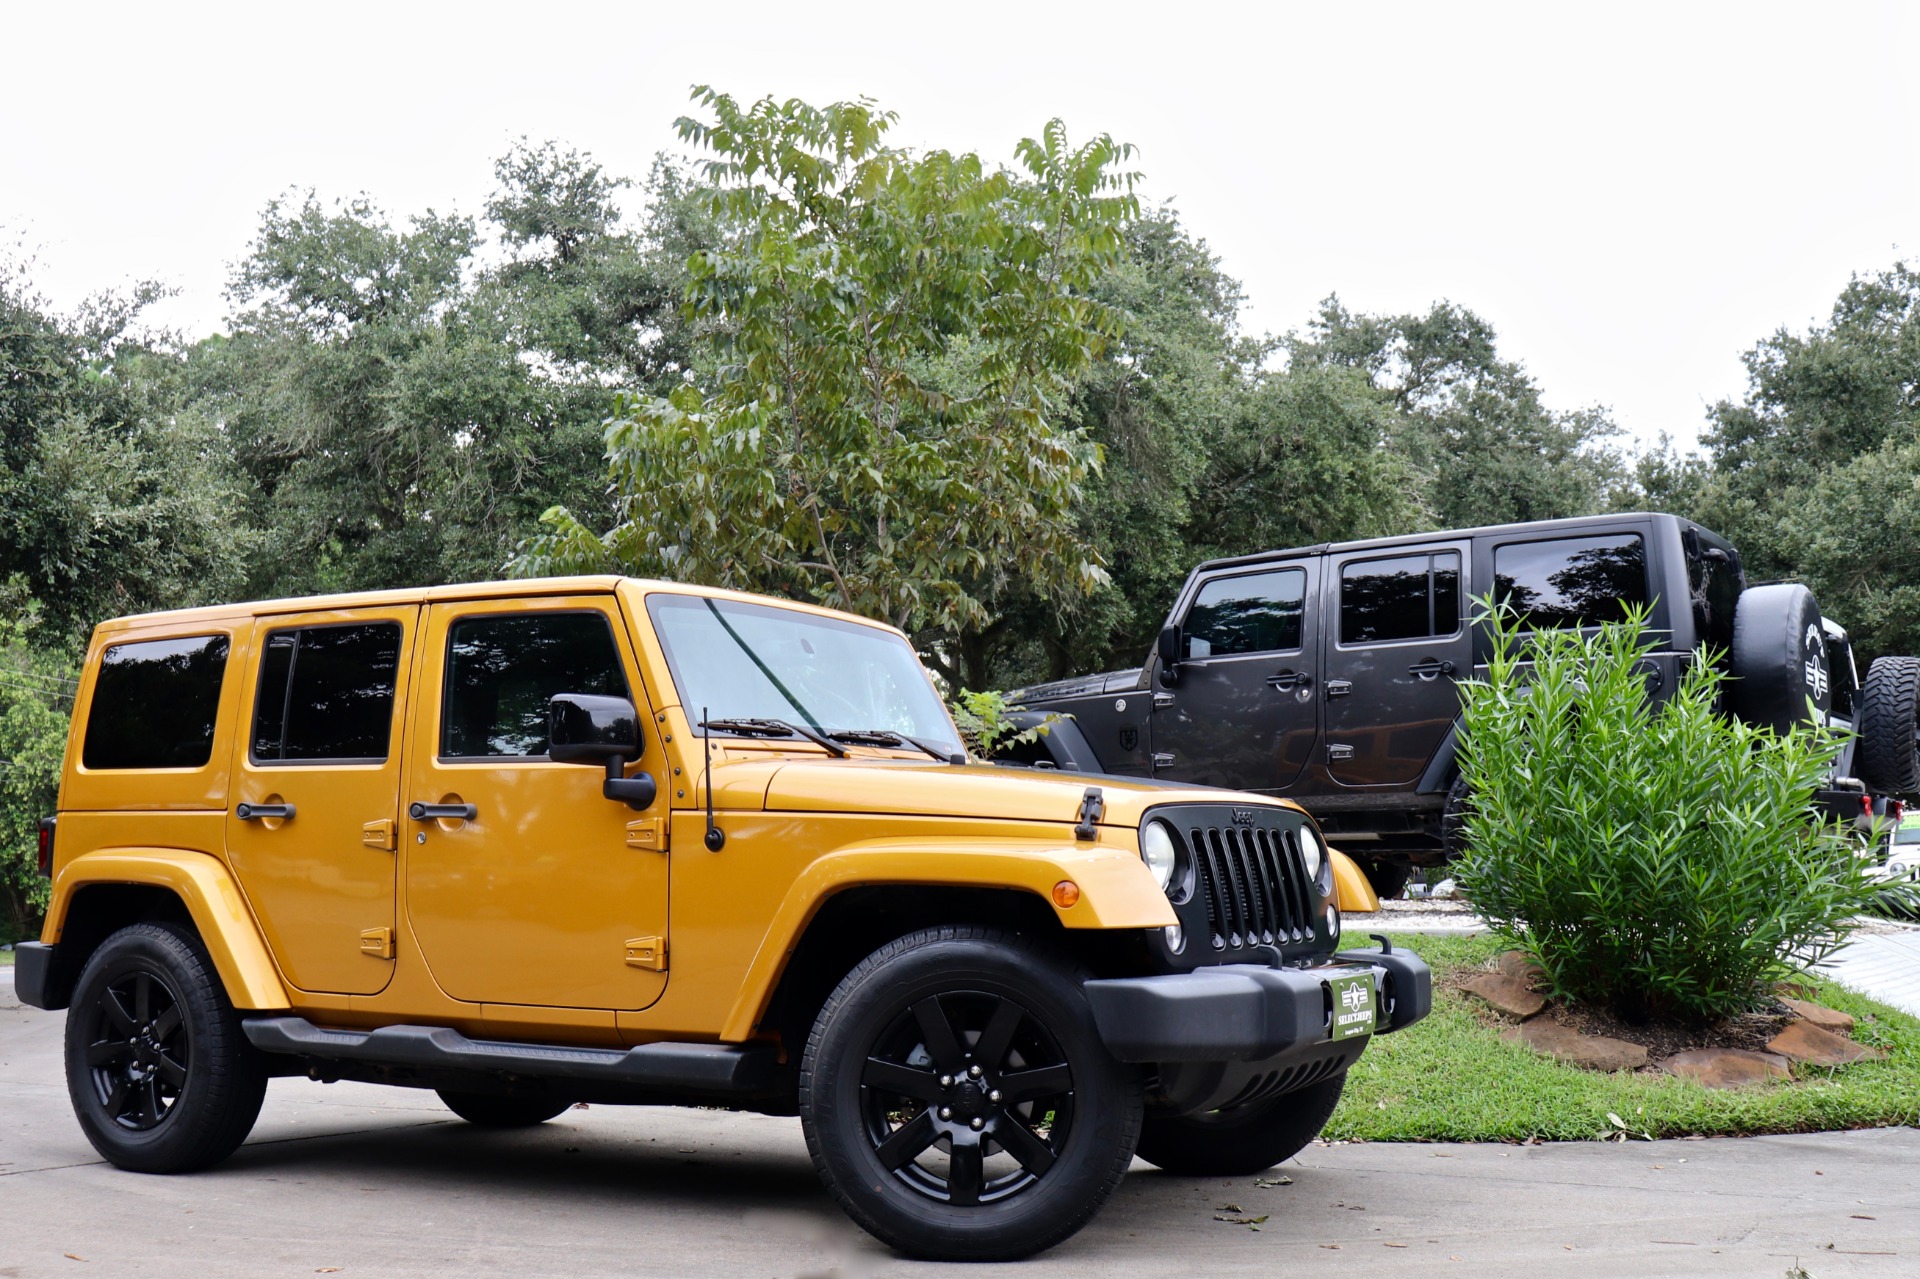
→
(243, 1016, 777, 1095)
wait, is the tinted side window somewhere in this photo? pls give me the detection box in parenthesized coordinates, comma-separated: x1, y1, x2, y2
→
(82, 635, 231, 770)
(1341, 552, 1462, 644)
(1493, 535, 1646, 629)
(253, 623, 402, 762)
(442, 613, 629, 758)
(1184, 569, 1306, 658)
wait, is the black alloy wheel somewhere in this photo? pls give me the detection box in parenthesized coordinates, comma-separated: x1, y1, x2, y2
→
(859, 989, 1074, 1206)
(64, 923, 268, 1173)
(801, 926, 1142, 1261)
(83, 967, 190, 1131)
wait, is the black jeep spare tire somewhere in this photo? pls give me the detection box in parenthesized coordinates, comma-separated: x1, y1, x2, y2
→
(1858, 655, 1920, 795)
(1727, 583, 1831, 734)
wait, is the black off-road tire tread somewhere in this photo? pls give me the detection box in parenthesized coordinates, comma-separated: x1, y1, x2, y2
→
(1858, 656, 1920, 795)
(1135, 1072, 1348, 1176)
(435, 1090, 574, 1128)
(798, 924, 1144, 1262)
(65, 922, 269, 1173)
(1360, 858, 1413, 901)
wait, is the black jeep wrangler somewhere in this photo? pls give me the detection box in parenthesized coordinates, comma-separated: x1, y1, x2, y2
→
(1006, 512, 1920, 898)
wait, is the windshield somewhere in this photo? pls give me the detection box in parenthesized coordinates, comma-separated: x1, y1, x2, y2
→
(1896, 817, 1920, 846)
(647, 594, 961, 753)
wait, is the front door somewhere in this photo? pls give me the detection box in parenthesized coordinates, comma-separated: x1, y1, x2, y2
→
(1151, 562, 1320, 792)
(403, 597, 670, 1011)
(1322, 543, 1472, 787)
(224, 607, 416, 995)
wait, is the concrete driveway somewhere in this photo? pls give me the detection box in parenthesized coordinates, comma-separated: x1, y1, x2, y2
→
(2, 989, 1914, 1278)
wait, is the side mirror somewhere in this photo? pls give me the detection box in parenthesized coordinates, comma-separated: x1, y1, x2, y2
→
(549, 693, 655, 810)
(1156, 624, 1182, 686)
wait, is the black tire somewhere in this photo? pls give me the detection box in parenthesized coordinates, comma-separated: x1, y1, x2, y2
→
(1136, 1072, 1347, 1175)
(1727, 583, 1831, 734)
(1360, 858, 1412, 901)
(799, 926, 1143, 1262)
(63, 922, 268, 1173)
(1440, 771, 1474, 859)
(436, 1090, 574, 1128)
(1858, 656, 1920, 795)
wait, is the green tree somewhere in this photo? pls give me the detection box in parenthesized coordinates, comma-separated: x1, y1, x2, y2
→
(518, 90, 1139, 639)
(214, 191, 613, 596)
(1700, 262, 1920, 660)
(1290, 297, 1629, 528)
(0, 258, 253, 639)
(0, 586, 72, 940)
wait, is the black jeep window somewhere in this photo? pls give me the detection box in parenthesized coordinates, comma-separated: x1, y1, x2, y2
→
(1341, 552, 1461, 644)
(1494, 534, 1646, 630)
(82, 635, 231, 770)
(1183, 568, 1306, 658)
(253, 622, 402, 763)
(441, 612, 629, 758)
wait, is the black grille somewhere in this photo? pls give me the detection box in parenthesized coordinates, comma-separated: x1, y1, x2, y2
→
(1180, 818, 1314, 949)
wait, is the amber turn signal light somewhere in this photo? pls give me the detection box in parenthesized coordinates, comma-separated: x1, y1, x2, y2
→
(1051, 880, 1080, 908)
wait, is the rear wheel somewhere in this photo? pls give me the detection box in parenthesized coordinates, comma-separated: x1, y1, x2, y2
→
(1135, 1073, 1347, 1175)
(1858, 656, 1920, 795)
(64, 923, 268, 1173)
(436, 1090, 573, 1128)
(800, 926, 1142, 1261)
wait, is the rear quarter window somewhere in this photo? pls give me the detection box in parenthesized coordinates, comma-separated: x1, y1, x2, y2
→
(1492, 534, 1647, 630)
(82, 634, 232, 770)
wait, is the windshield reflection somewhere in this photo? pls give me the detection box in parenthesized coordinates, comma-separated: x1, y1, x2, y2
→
(646, 594, 961, 754)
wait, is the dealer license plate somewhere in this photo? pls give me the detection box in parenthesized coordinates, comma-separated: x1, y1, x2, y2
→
(1328, 972, 1376, 1040)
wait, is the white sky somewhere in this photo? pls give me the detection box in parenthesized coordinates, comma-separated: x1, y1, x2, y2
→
(5, 0, 1915, 453)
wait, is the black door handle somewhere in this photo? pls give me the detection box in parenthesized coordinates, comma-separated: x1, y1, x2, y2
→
(1326, 680, 1353, 699)
(1408, 659, 1456, 680)
(1265, 669, 1312, 691)
(409, 802, 477, 821)
(235, 802, 295, 821)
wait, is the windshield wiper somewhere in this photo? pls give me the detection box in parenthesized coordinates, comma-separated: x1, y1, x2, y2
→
(700, 717, 849, 758)
(828, 728, 965, 764)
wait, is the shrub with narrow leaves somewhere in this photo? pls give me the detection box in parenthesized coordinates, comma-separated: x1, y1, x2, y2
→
(1452, 603, 1879, 1022)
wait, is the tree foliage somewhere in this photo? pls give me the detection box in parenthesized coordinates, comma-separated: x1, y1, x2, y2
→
(516, 90, 1138, 636)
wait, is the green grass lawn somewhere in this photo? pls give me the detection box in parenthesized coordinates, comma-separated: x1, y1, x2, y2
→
(1327, 932, 1920, 1142)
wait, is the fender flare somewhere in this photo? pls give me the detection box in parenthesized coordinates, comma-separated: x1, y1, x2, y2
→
(719, 837, 1178, 1041)
(45, 849, 292, 1010)
(1329, 849, 1380, 914)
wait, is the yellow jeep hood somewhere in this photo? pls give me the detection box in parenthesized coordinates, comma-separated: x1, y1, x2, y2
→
(755, 758, 1298, 830)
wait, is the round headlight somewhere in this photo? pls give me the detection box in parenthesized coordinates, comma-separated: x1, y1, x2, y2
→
(1140, 820, 1178, 893)
(1298, 826, 1326, 881)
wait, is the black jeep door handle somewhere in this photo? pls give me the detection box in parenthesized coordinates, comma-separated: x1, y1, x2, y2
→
(409, 802, 478, 821)
(1265, 669, 1312, 691)
(1408, 659, 1456, 680)
(235, 802, 295, 821)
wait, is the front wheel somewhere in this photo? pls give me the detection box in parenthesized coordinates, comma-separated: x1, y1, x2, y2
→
(1135, 1072, 1347, 1175)
(800, 926, 1143, 1261)
(64, 923, 268, 1173)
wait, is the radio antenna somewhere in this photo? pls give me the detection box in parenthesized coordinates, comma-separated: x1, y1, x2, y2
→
(702, 706, 726, 851)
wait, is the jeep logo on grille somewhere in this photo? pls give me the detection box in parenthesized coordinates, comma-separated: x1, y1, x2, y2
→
(1230, 809, 1257, 826)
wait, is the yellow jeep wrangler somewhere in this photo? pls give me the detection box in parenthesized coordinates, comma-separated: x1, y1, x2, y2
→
(18, 577, 1430, 1260)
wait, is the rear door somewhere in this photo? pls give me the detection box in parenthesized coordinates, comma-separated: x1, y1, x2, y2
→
(224, 607, 416, 995)
(1151, 561, 1320, 792)
(1322, 544, 1471, 787)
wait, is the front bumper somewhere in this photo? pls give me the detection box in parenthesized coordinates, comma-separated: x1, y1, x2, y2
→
(1084, 943, 1431, 1113)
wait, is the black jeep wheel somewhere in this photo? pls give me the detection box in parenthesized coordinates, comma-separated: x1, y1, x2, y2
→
(436, 1090, 574, 1128)
(1359, 858, 1412, 901)
(1135, 1072, 1347, 1175)
(1858, 656, 1920, 795)
(800, 926, 1142, 1261)
(64, 923, 268, 1173)
(1728, 583, 1831, 734)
